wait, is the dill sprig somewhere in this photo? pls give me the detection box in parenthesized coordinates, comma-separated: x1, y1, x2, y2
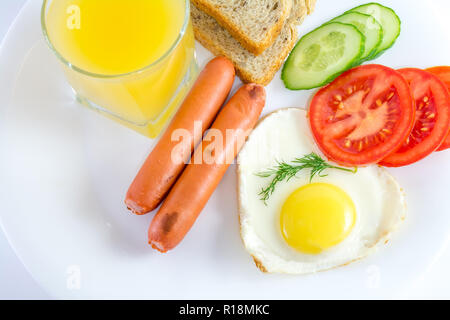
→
(256, 153, 357, 204)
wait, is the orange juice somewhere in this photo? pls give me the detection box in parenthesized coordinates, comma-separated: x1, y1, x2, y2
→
(43, 0, 197, 137)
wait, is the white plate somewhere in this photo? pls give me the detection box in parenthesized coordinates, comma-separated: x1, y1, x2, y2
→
(1, 0, 450, 299)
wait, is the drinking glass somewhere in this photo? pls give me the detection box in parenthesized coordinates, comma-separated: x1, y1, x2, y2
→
(41, 0, 197, 138)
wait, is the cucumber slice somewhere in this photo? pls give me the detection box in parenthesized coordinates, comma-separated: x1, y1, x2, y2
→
(349, 2, 401, 57)
(282, 22, 364, 90)
(330, 12, 383, 62)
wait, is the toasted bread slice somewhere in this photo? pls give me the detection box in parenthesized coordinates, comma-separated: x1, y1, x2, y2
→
(191, 4, 300, 85)
(191, 0, 293, 55)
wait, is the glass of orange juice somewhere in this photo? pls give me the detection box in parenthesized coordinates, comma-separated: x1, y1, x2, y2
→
(41, 0, 197, 138)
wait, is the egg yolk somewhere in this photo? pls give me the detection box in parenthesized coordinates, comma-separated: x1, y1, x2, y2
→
(280, 183, 356, 254)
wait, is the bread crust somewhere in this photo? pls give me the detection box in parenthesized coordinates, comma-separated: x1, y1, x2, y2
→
(192, 21, 297, 85)
(191, 0, 292, 56)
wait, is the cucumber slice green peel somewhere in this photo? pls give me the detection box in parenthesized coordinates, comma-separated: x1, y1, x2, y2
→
(281, 2, 401, 90)
(282, 22, 365, 90)
(329, 11, 383, 62)
(348, 2, 401, 58)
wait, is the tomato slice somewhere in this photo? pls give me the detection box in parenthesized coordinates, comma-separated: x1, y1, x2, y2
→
(426, 66, 450, 151)
(426, 66, 450, 88)
(309, 64, 415, 166)
(380, 68, 450, 167)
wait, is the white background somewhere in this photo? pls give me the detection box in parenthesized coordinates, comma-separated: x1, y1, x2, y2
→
(0, 0, 448, 299)
(0, 0, 49, 300)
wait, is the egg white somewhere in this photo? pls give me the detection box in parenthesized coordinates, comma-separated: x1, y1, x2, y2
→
(237, 108, 406, 274)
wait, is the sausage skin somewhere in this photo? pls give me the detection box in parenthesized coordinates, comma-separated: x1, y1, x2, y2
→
(125, 57, 235, 214)
(148, 84, 266, 252)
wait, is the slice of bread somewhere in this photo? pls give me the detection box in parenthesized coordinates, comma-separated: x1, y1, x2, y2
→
(191, 0, 316, 85)
(191, 0, 293, 55)
(191, 4, 298, 85)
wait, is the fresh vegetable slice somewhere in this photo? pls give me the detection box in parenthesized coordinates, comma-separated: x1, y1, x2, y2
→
(349, 2, 401, 58)
(427, 66, 450, 88)
(426, 66, 450, 151)
(380, 68, 450, 167)
(282, 22, 365, 90)
(330, 12, 383, 62)
(309, 64, 415, 167)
